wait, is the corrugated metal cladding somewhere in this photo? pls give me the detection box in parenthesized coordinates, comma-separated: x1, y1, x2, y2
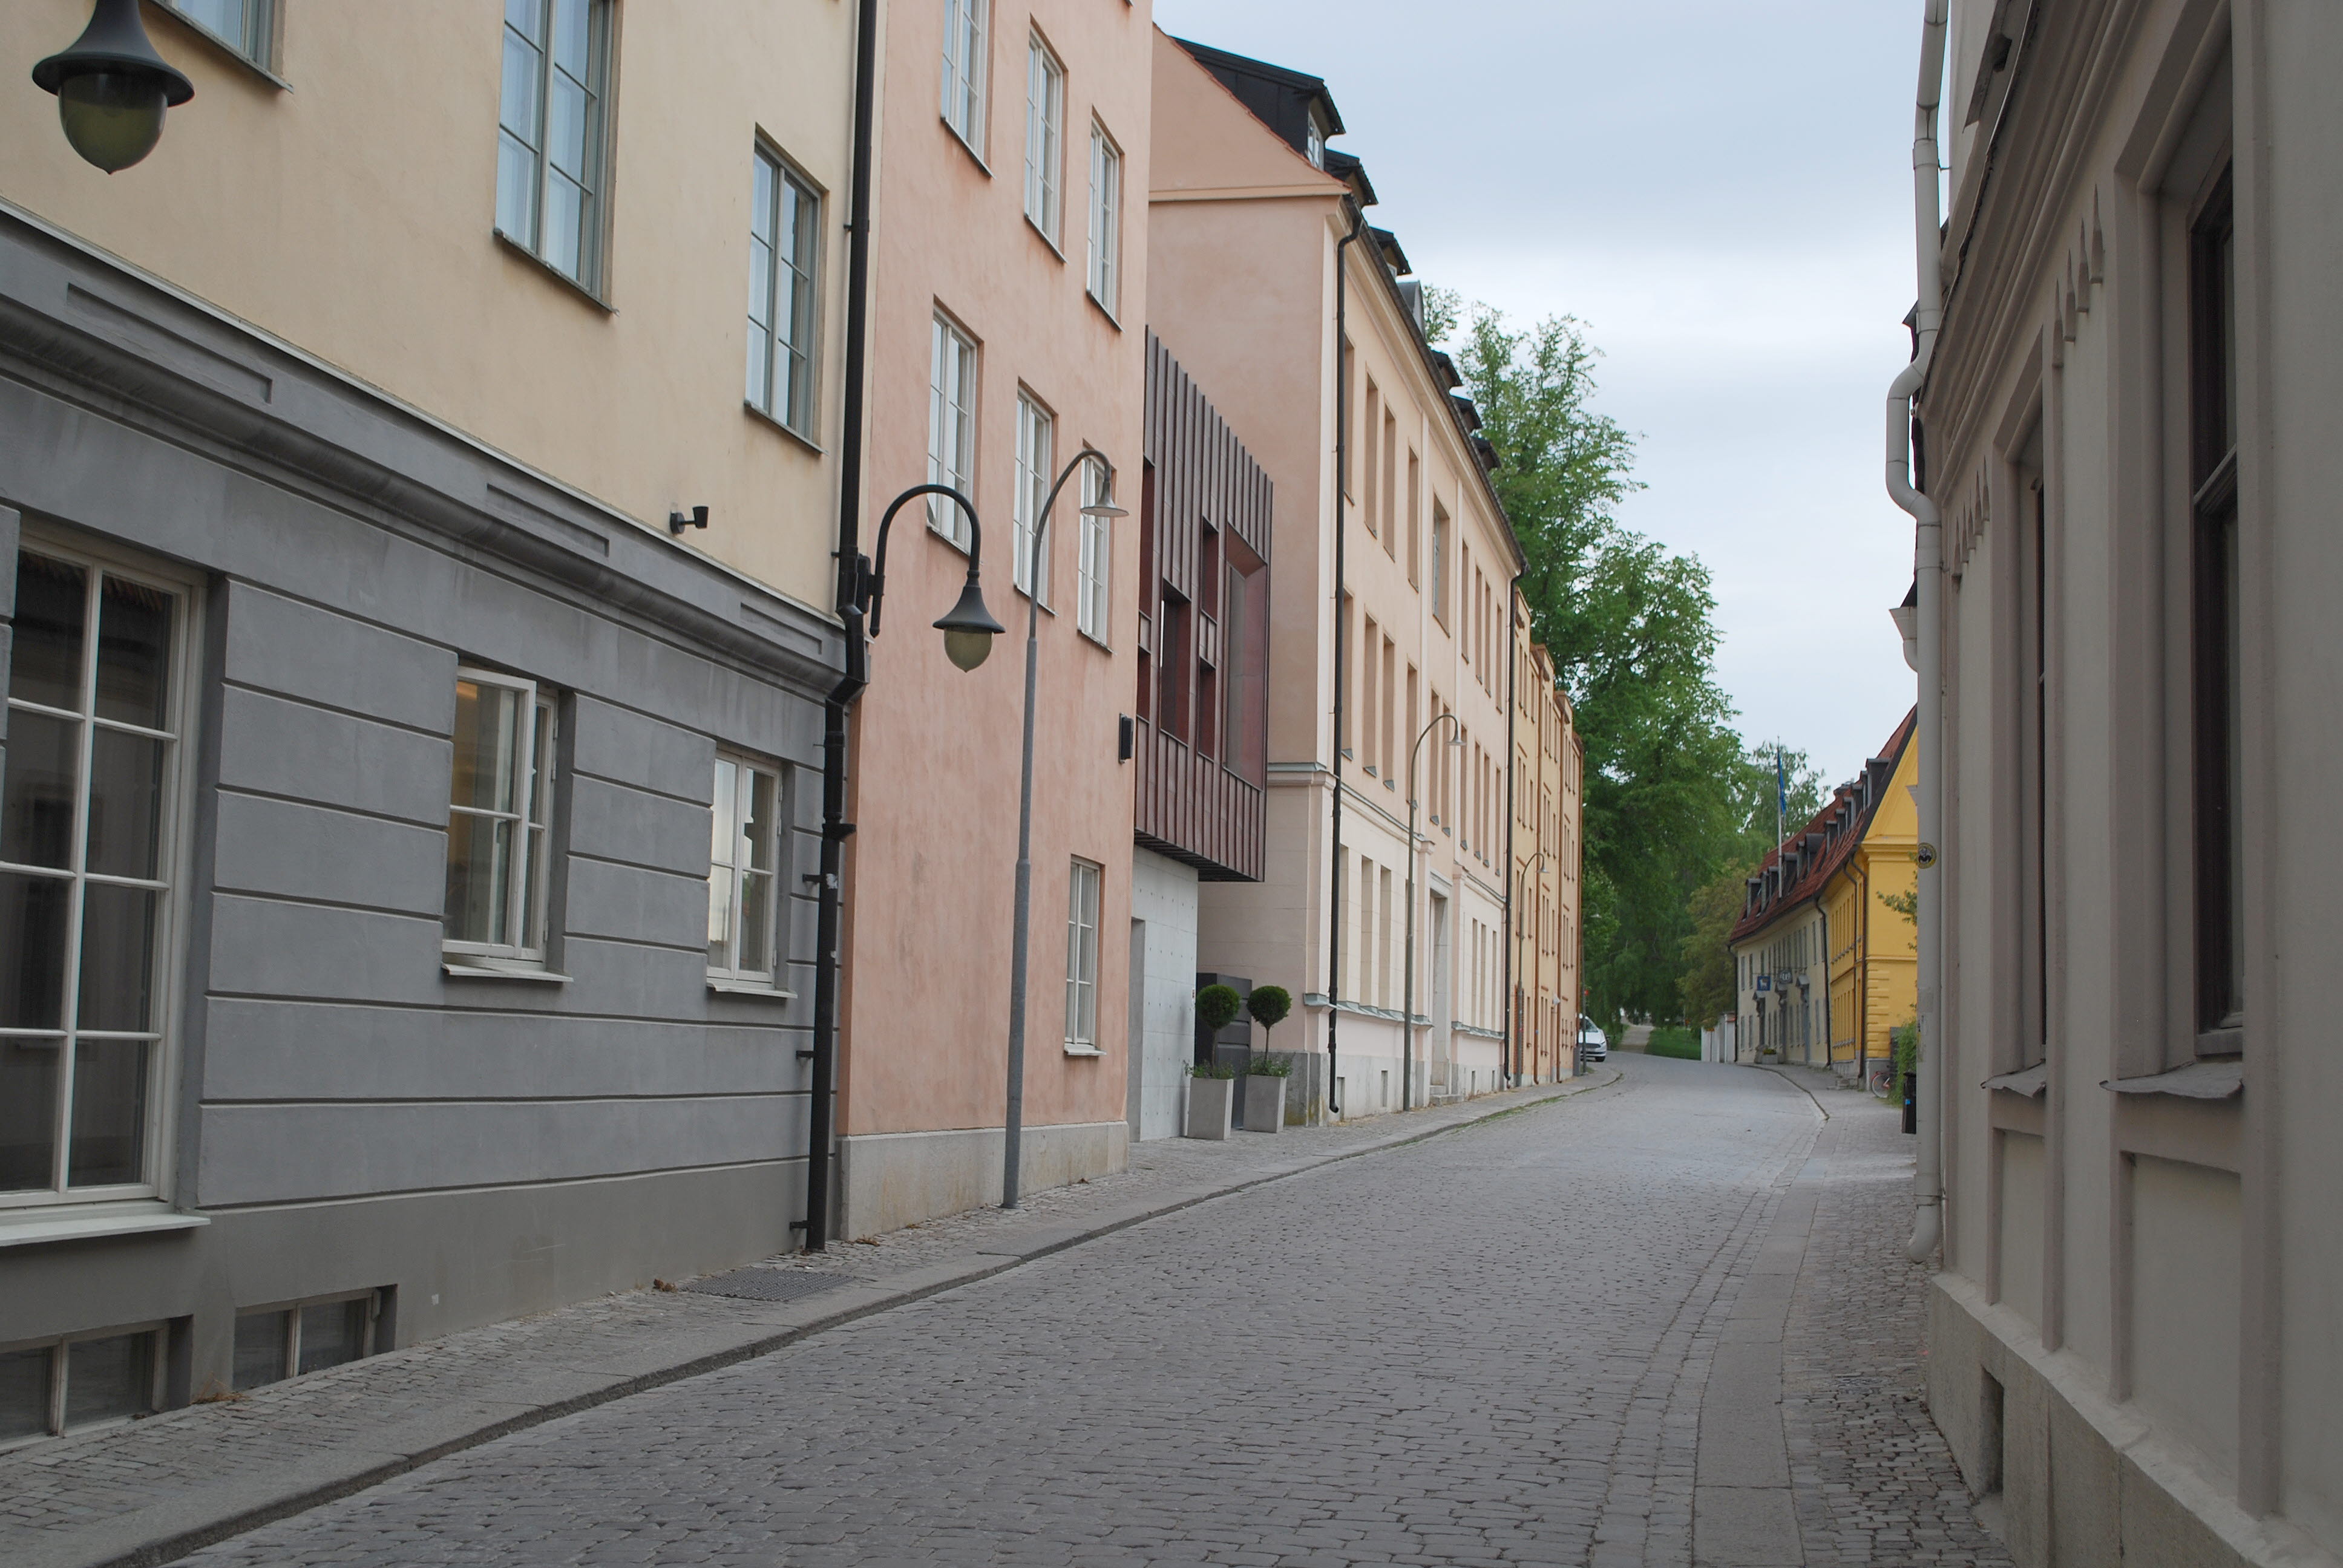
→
(1135, 332, 1271, 883)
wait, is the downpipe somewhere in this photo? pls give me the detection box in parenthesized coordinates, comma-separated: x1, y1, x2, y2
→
(1887, 0, 1949, 1267)
(1326, 207, 1369, 1119)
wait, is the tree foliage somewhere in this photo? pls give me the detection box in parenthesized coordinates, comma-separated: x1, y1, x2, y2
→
(1436, 294, 1821, 1027)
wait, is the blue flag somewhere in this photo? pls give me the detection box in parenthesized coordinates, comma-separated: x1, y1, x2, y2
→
(1777, 748, 1787, 817)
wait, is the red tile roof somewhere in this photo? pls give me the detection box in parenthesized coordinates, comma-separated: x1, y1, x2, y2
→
(1727, 708, 1917, 947)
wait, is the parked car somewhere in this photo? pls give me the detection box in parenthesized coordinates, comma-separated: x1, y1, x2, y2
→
(1577, 1016, 1608, 1062)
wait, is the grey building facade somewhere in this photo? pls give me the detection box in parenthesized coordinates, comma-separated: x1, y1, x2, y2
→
(0, 208, 839, 1428)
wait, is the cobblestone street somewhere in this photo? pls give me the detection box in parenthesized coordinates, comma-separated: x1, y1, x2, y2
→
(139, 1057, 2005, 1567)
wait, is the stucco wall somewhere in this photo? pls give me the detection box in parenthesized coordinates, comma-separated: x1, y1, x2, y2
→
(1130, 847, 1198, 1140)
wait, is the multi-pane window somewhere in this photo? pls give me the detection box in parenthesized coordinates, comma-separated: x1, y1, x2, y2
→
(1077, 458, 1112, 642)
(747, 149, 821, 436)
(232, 1292, 379, 1393)
(1087, 124, 1122, 314)
(942, 0, 989, 152)
(167, 0, 272, 65)
(442, 670, 557, 968)
(707, 754, 783, 985)
(1, 544, 187, 1208)
(496, 0, 612, 292)
(1024, 35, 1064, 243)
(2190, 168, 2243, 1045)
(1014, 393, 1054, 603)
(0, 1324, 160, 1448)
(1064, 859, 1101, 1052)
(1431, 503, 1448, 622)
(928, 315, 978, 547)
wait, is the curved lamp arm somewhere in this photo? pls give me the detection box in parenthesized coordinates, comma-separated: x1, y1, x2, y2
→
(1408, 710, 1465, 814)
(1026, 447, 1121, 626)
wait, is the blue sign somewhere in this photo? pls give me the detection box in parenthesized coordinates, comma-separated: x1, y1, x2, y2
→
(1754, 974, 1772, 994)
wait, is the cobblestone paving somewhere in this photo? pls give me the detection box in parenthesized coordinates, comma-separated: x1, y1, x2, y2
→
(165, 1060, 1996, 1567)
(1774, 1077, 2011, 1567)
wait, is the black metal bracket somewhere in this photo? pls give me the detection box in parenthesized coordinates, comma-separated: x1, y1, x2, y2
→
(668, 505, 710, 536)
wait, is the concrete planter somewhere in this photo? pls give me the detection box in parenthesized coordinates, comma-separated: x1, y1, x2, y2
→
(1185, 1077, 1235, 1140)
(1243, 1074, 1288, 1132)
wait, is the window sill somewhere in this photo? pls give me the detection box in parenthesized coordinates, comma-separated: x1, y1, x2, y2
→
(1026, 215, 1066, 261)
(1064, 1045, 1105, 1058)
(745, 401, 824, 456)
(1078, 624, 1112, 652)
(0, 1204, 209, 1249)
(493, 230, 614, 314)
(1086, 290, 1122, 331)
(1982, 1064, 2048, 1098)
(2103, 1060, 2241, 1100)
(943, 118, 992, 177)
(707, 979, 796, 999)
(444, 962, 572, 984)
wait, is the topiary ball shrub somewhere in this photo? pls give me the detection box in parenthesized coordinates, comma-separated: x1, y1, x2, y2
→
(1196, 984, 1244, 1034)
(1245, 985, 1292, 1032)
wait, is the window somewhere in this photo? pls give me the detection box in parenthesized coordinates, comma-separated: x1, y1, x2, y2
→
(496, 0, 612, 292)
(928, 315, 978, 546)
(747, 148, 821, 435)
(1221, 546, 1268, 786)
(1305, 109, 1326, 170)
(1362, 384, 1380, 534)
(1064, 859, 1101, 1051)
(231, 1292, 381, 1393)
(1431, 502, 1448, 622)
(1087, 123, 1122, 313)
(1014, 393, 1054, 603)
(166, 0, 272, 66)
(1407, 451, 1422, 586)
(707, 754, 784, 986)
(1024, 34, 1064, 243)
(0, 1325, 161, 1448)
(1077, 456, 1112, 641)
(942, 0, 989, 152)
(2190, 168, 2242, 1046)
(442, 670, 557, 969)
(2, 543, 190, 1209)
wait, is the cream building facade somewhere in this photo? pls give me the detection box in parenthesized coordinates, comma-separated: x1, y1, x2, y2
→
(1509, 619, 1582, 1085)
(1906, 1, 2343, 1562)
(1147, 34, 1522, 1122)
(0, 0, 860, 1432)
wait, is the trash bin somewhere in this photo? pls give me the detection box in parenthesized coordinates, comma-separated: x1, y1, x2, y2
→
(1901, 1071, 1917, 1135)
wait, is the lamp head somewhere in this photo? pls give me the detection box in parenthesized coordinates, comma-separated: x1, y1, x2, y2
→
(1080, 500, 1129, 518)
(33, 0, 194, 173)
(933, 576, 1006, 673)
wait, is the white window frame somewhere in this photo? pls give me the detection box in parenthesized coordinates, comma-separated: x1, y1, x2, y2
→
(1076, 457, 1112, 644)
(1014, 391, 1055, 604)
(1024, 33, 1065, 245)
(495, 0, 614, 293)
(231, 1289, 382, 1393)
(1064, 858, 1103, 1054)
(942, 0, 991, 155)
(1086, 122, 1122, 316)
(165, 0, 275, 68)
(0, 1320, 166, 1451)
(707, 751, 790, 992)
(441, 668, 558, 971)
(0, 532, 198, 1216)
(928, 313, 979, 548)
(747, 145, 822, 437)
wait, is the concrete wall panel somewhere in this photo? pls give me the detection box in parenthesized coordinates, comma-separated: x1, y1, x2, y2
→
(560, 855, 706, 952)
(223, 582, 454, 733)
(568, 774, 713, 880)
(211, 790, 446, 916)
(571, 695, 716, 804)
(206, 893, 446, 1005)
(217, 684, 453, 826)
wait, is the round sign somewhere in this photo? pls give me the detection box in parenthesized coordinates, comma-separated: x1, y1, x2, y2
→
(1916, 843, 1938, 868)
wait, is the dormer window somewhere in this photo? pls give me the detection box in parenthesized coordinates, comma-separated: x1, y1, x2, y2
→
(1305, 108, 1326, 169)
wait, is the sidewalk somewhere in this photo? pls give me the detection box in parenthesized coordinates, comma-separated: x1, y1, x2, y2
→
(2, 1073, 1617, 1568)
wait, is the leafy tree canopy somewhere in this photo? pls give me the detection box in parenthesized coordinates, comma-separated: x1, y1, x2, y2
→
(1432, 293, 1824, 1027)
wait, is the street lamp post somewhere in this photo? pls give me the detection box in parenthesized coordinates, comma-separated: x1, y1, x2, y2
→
(1401, 712, 1464, 1111)
(1001, 448, 1124, 1209)
(1509, 850, 1548, 1086)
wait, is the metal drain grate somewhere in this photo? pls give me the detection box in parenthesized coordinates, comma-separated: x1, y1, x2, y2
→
(682, 1268, 862, 1304)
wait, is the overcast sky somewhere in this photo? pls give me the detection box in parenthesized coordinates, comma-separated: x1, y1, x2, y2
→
(1150, 0, 1925, 789)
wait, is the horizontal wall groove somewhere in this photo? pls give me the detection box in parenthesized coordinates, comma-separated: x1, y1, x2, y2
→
(205, 989, 805, 1030)
(212, 783, 448, 834)
(220, 675, 451, 742)
(202, 1090, 810, 1109)
(192, 1155, 809, 1214)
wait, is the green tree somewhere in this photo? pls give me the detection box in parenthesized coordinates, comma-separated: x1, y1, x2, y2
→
(1438, 295, 1774, 1027)
(1677, 859, 1754, 1028)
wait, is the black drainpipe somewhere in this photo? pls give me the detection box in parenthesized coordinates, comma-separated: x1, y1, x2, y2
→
(803, 0, 880, 1252)
(1326, 206, 1368, 1120)
(1501, 584, 1518, 1086)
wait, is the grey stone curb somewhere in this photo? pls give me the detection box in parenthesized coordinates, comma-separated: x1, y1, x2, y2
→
(48, 1070, 1624, 1568)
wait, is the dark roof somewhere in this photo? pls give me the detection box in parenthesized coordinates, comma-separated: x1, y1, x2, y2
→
(1728, 708, 1917, 947)
(1321, 149, 1377, 208)
(1172, 37, 1345, 156)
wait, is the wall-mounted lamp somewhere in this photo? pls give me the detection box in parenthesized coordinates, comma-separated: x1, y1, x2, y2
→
(32, 0, 194, 173)
(668, 506, 710, 537)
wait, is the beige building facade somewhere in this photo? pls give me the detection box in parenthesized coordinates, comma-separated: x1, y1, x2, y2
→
(1149, 34, 1522, 1121)
(0, 0, 860, 1430)
(1508, 625, 1582, 1086)
(1907, 2, 2343, 1563)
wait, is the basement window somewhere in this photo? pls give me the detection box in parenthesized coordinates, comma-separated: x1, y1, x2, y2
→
(232, 1290, 384, 1391)
(0, 1323, 164, 1449)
